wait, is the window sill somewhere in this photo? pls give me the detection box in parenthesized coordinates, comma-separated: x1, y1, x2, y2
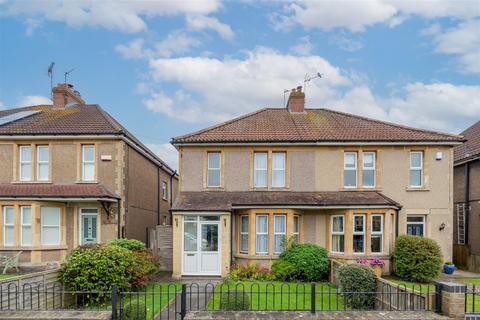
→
(204, 187, 224, 191)
(11, 181, 53, 184)
(339, 187, 383, 192)
(75, 181, 98, 184)
(405, 187, 430, 192)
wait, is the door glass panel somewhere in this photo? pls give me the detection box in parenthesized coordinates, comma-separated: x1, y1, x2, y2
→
(184, 222, 197, 251)
(83, 218, 89, 238)
(92, 217, 97, 239)
(201, 224, 218, 252)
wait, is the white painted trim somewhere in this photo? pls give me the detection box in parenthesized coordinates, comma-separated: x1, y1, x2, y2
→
(79, 208, 100, 245)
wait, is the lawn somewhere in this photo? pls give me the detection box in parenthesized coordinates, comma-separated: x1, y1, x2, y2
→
(461, 278, 480, 313)
(207, 281, 345, 311)
(0, 274, 16, 280)
(384, 277, 435, 293)
(120, 283, 181, 319)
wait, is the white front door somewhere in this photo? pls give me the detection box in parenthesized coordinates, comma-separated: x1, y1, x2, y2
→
(183, 216, 221, 275)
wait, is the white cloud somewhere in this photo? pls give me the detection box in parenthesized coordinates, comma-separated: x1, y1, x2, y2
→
(146, 143, 179, 171)
(186, 15, 234, 40)
(289, 36, 313, 55)
(3, 0, 222, 33)
(426, 19, 480, 74)
(115, 39, 147, 59)
(17, 95, 51, 107)
(0, 100, 6, 110)
(329, 32, 363, 52)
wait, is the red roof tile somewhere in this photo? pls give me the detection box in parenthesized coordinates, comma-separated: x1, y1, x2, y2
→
(454, 120, 480, 163)
(0, 183, 120, 200)
(172, 191, 400, 211)
(172, 108, 462, 144)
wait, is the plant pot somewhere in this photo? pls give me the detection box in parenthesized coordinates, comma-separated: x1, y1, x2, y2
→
(443, 264, 455, 274)
(371, 265, 382, 278)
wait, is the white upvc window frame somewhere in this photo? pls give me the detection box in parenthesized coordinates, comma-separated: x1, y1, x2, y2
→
(162, 181, 168, 200)
(272, 152, 286, 188)
(371, 214, 383, 254)
(254, 152, 268, 188)
(330, 215, 344, 254)
(41, 207, 61, 246)
(409, 151, 423, 188)
(207, 152, 221, 188)
(20, 206, 32, 246)
(293, 215, 300, 243)
(353, 214, 366, 254)
(344, 152, 357, 188)
(19, 145, 32, 181)
(37, 145, 49, 181)
(240, 215, 249, 253)
(255, 215, 269, 254)
(362, 152, 376, 188)
(82, 145, 95, 182)
(3, 206, 14, 247)
(407, 215, 426, 237)
(273, 214, 286, 254)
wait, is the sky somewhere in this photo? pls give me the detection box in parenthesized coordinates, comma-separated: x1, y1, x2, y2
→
(0, 0, 479, 170)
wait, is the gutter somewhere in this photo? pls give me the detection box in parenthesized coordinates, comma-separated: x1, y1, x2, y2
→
(0, 196, 118, 202)
(171, 204, 400, 211)
(172, 140, 464, 147)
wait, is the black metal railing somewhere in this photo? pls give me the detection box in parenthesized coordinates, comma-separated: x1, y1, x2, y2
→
(0, 280, 437, 319)
(466, 284, 480, 315)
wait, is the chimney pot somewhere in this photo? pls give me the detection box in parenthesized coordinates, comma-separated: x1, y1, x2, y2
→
(52, 83, 85, 109)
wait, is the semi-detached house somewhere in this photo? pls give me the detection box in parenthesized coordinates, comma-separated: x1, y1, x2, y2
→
(170, 86, 463, 278)
(0, 83, 177, 265)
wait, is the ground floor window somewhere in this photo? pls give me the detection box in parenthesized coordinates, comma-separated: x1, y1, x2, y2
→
(293, 215, 300, 243)
(331, 215, 344, 253)
(371, 214, 383, 253)
(407, 215, 425, 236)
(21, 206, 32, 246)
(240, 215, 248, 253)
(41, 207, 61, 245)
(3, 206, 14, 246)
(353, 214, 365, 253)
(256, 215, 269, 254)
(274, 215, 286, 253)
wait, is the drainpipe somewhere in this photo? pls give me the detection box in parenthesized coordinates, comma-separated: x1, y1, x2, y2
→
(169, 170, 177, 225)
(395, 208, 399, 239)
(157, 167, 161, 225)
(230, 210, 234, 267)
(117, 198, 122, 238)
(464, 163, 470, 245)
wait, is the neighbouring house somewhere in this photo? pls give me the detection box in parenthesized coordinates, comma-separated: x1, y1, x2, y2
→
(170, 86, 463, 278)
(0, 83, 178, 265)
(453, 120, 480, 272)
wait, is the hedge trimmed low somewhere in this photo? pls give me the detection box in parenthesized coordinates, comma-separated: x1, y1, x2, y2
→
(393, 235, 443, 282)
(337, 264, 377, 310)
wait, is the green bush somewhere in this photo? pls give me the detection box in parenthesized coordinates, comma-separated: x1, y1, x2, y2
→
(337, 264, 377, 310)
(279, 244, 329, 281)
(109, 238, 146, 251)
(228, 263, 275, 281)
(393, 235, 443, 282)
(123, 300, 147, 320)
(131, 249, 160, 287)
(271, 260, 301, 281)
(219, 290, 250, 310)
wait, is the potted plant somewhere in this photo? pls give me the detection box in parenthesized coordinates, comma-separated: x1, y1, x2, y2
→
(356, 258, 385, 278)
(443, 261, 455, 274)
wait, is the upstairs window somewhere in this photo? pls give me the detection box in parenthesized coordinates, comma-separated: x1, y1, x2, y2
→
(344, 152, 357, 188)
(3, 206, 14, 246)
(272, 152, 286, 188)
(19, 145, 32, 181)
(37, 146, 49, 181)
(254, 152, 268, 188)
(331, 215, 344, 253)
(353, 214, 365, 254)
(162, 181, 168, 200)
(82, 145, 95, 181)
(207, 152, 221, 187)
(240, 216, 248, 253)
(362, 152, 375, 188)
(410, 152, 423, 187)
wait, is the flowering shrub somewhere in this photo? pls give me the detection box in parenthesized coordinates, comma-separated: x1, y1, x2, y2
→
(356, 258, 385, 267)
(228, 263, 275, 281)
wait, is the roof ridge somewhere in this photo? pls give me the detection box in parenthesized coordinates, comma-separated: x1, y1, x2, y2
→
(318, 108, 463, 139)
(172, 108, 270, 142)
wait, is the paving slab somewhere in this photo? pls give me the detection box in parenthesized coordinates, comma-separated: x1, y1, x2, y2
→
(0, 310, 111, 320)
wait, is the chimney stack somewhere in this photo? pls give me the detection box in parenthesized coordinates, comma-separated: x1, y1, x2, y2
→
(287, 86, 305, 113)
(52, 83, 85, 109)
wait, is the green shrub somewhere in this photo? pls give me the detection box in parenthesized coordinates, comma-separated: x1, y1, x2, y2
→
(123, 300, 147, 320)
(337, 264, 377, 310)
(131, 249, 160, 287)
(279, 244, 329, 281)
(109, 238, 146, 251)
(393, 235, 443, 282)
(229, 263, 275, 281)
(219, 290, 250, 310)
(271, 260, 301, 281)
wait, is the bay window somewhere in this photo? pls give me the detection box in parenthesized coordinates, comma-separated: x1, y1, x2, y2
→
(353, 214, 365, 253)
(21, 206, 32, 246)
(19, 145, 32, 181)
(240, 216, 248, 253)
(331, 215, 344, 253)
(37, 146, 49, 181)
(410, 152, 423, 187)
(272, 152, 286, 188)
(207, 152, 221, 187)
(41, 207, 61, 245)
(254, 152, 268, 188)
(344, 152, 357, 188)
(82, 145, 95, 181)
(3, 206, 14, 246)
(293, 215, 300, 243)
(256, 215, 268, 254)
(362, 152, 375, 188)
(274, 215, 286, 253)
(371, 214, 383, 253)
